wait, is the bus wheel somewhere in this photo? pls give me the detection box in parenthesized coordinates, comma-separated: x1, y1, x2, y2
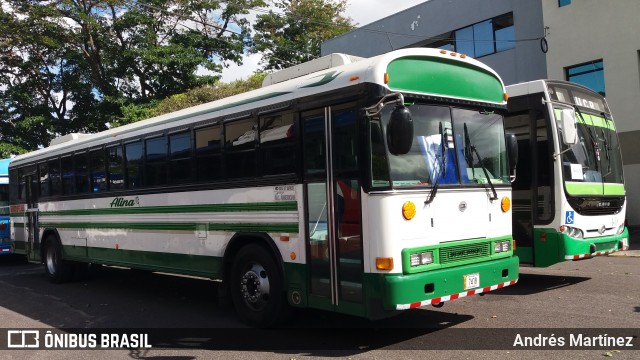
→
(230, 244, 286, 327)
(44, 235, 73, 283)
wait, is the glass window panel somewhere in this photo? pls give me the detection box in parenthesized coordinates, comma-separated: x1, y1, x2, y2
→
(303, 114, 326, 175)
(226, 151, 256, 179)
(225, 119, 257, 150)
(90, 149, 106, 193)
(39, 162, 50, 197)
(196, 155, 222, 182)
(75, 152, 89, 193)
(108, 146, 125, 191)
(455, 26, 475, 57)
(195, 125, 222, 155)
(495, 25, 515, 52)
(473, 20, 494, 57)
(61, 156, 75, 195)
(170, 158, 193, 184)
(125, 142, 143, 189)
(567, 61, 605, 96)
(49, 159, 62, 196)
(146, 136, 167, 161)
(170, 131, 191, 158)
(559, 0, 571, 7)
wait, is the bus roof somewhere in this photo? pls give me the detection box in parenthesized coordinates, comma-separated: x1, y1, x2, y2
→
(10, 48, 505, 167)
(506, 79, 601, 98)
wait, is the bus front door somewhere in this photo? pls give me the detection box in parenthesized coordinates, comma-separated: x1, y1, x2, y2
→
(303, 105, 364, 315)
(24, 174, 40, 262)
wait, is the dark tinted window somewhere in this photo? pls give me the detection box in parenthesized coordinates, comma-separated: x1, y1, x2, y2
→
(260, 113, 296, 175)
(61, 156, 75, 195)
(169, 131, 192, 183)
(125, 142, 143, 189)
(39, 162, 50, 197)
(49, 159, 62, 196)
(145, 136, 167, 187)
(75, 152, 89, 193)
(225, 119, 256, 179)
(196, 125, 223, 182)
(90, 149, 106, 193)
(108, 146, 125, 191)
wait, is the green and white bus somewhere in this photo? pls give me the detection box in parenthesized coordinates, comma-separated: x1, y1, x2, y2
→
(10, 48, 518, 326)
(505, 80, 629, 267)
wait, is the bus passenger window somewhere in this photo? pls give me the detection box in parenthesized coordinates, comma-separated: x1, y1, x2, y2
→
(260, 113, 296, 176)
(49, 159, 62, 196)
(61, 156, 75, 195)
(39, 162, 50, 197)
(225, 119, 257, 179)
(125, 142, 143, 189)
(90, 149, 106, 193)
(75, 152, 89, 193)
(195, 125, 223, 182)
(169, 131, 193, 184)
(108, 146, 125, 191)
(145, 136, 168, 187)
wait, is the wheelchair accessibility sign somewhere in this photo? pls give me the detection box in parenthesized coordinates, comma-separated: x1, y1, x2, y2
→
(565, 211, 575, 224)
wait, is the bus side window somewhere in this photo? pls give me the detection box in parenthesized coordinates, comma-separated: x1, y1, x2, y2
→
(145, 136, 168, 187)
(49, 158, 62, 196)
(195, 125, 223, 182)
(125, 142, 143, 189)
(75, 152, 89, 194)
(61, 156, 75, 195)
(108, 145, 125, 191)
(303, 114, 326, 176)
(39, 162, 50, 197)
(225, 118, 257, 179)
(90, 149, 107, 193)
(169, 131, 193, 184)
(259, 113, 296, 176)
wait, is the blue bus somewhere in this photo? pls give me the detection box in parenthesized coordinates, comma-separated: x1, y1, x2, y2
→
(1, 158, 12, 255)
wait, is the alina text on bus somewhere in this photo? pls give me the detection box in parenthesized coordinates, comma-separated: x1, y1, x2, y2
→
(505, 80, 628, 267)
(9, 48, 519, 326)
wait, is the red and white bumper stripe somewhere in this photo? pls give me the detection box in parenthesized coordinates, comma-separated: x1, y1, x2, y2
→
(395, 279, 518, 310)
(565, 249, 618, 260)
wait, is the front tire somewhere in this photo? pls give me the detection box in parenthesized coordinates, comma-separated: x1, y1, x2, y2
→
(229, 244, 287, 327)
(43, 235, 73, 283)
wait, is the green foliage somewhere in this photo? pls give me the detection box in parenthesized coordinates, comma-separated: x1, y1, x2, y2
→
(252, 0, 354, 70)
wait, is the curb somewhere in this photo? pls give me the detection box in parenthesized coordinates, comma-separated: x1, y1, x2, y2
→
(608, 250, 640, 257)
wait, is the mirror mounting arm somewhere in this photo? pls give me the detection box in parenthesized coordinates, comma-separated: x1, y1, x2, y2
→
(365, 93, 405, 117)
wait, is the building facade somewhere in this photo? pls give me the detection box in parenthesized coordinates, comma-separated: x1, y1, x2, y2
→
(322, 0, 640, 226)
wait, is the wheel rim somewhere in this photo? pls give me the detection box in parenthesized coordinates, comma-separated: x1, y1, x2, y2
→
(46, 244, 57, 275)
(239, 263, 270, 311)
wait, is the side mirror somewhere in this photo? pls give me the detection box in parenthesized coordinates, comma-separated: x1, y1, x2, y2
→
(505, 132, 518, 183)
(560, 108, 578, 145)
(505, 133, 518, 171)
(387, 106, 413, 155)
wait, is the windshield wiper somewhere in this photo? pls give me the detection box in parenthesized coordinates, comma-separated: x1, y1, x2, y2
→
(425, 122, 447, 205)
(574, 106, 600, 170)
(463, 123, 498, 201)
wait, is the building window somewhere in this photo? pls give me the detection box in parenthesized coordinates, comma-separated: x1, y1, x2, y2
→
(426, 13, 514, 58)
(559, 0, 571, 7)
(566, 60, 605, 96)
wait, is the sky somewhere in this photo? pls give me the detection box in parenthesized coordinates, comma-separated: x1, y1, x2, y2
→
(219, 0, 428, 82)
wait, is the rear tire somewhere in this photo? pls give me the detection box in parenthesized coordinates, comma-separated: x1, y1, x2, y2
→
(43, 235, 73, 283)
(229, 244, 287, 327)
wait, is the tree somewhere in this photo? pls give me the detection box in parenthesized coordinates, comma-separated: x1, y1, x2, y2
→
(251, 0, 353, 70)
(0, 0, 263, 152)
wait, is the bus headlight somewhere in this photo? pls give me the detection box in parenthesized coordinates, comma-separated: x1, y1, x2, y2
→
(410, 251, 433, 266)
(494, 240, 511, 253)
(616, 224, 625, 235)
(560, 225, 583, 239)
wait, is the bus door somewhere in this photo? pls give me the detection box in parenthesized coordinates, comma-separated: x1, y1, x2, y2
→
(24, 172, 40, 262)
(303, 105, 364, 314)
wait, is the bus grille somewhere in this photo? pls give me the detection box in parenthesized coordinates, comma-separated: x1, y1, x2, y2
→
(440, 242, 490, 264)
(594, 241, 617, 251)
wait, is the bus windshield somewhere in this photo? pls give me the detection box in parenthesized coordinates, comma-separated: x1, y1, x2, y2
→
(555, 106, 624, 185)
(371, 104, 509, 189)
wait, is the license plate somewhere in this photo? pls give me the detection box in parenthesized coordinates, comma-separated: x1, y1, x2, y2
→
(464, 273, 480, 290)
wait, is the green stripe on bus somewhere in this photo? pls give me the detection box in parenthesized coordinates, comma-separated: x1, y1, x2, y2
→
(565, 182, 625, 196)
(553, 109, 616, 130)
(39, 201, 297, 217)
(387, 57, 505, 104)
(40, 222, 299, 233)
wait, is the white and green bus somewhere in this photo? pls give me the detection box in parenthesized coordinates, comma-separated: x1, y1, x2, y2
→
(10, 48, 518, 326)
(505, 80, 629, 267)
